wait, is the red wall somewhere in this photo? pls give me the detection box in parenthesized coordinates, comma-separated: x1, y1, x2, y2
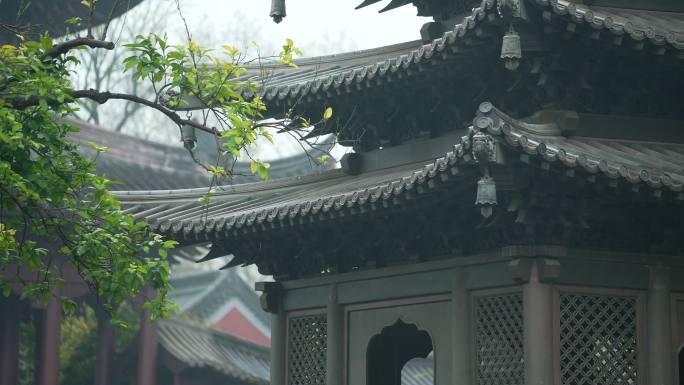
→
(213, 308, 270, 347)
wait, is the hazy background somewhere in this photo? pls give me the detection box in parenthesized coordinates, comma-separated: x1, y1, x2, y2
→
(72, 0, 428, 159)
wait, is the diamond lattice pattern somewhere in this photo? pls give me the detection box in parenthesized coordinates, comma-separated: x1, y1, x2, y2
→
(475, 292, 524, 385)
(559, 293, 638, 385)
(288, 314, 327, 385)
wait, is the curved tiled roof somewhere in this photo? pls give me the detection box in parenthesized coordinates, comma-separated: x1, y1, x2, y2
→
(249, 0, 684, 106)
(157, 317, 269, 384)
(115, 103, 684, 240)
(537, 0, 684, 49)
(475, 102, 684, 191)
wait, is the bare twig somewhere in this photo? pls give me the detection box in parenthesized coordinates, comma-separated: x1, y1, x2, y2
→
(174, 0, 193, 42)
(87, 0, 96, 39)
(100, 0, 124, 41)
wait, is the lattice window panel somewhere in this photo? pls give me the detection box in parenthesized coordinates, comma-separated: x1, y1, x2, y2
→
(288, 314, 327, 385)
(474, 292, 525, 385)
(559, 293, 638, 385)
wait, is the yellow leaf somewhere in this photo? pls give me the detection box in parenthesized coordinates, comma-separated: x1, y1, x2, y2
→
(323, 107, 333, 121)
(250, 161, 259, 174)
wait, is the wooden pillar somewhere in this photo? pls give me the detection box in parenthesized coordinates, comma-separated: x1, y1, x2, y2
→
(451, 268, 472, 385)
(257, 281, 286, 385)
(0, 296, 21, 385)
(648, 265, 673, 385)
(33, 309, 44, 385)
(270, 308, 287, 385)
(136, 289, 158, 385)
(94, 308, 115, 385)
(36, 298, 62, 385)
(326, 284, 343, 385)
(172, 372, 182, 385)
(523, 260, 553, 385)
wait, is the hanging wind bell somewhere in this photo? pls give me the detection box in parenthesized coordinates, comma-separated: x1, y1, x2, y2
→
(500, 23, 522, 71)
(270, 0, 286, 23)
(475, 167, 497, 218)
(180, 124, 197, 150)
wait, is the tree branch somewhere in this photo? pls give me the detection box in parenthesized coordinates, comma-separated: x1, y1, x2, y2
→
(5, 89, 217, 134)
(43, 38, 115, 59)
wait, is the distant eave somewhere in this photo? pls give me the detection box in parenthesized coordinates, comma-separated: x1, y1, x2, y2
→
(0, 0, 145, 44)
(249, 0, 684, 116)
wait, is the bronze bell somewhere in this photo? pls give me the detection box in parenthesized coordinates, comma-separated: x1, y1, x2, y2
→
(500, 25, 522, 71)
(475, 174, 497, 218)
(270, 0, 286, 23)
(180, 124, 197, 150)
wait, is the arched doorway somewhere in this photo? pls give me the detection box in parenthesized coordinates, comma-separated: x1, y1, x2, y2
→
(367, 319, 434, 385)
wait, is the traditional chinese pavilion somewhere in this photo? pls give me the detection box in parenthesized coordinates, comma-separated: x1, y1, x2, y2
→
(115, 0, 684, 384)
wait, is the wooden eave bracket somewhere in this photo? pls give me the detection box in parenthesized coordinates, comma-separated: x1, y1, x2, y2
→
(256, 281, 283, 313)
(499, 0, 529, 22)
(195, 242, 228, 263)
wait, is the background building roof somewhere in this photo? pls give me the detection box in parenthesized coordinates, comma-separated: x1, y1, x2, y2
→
(157, 317, 270, 384)
(0, 0, 145, 44)
(69, 118, 332, 190)
(170, 268, 271, 344)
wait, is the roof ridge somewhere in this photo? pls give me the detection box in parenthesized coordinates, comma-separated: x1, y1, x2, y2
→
(113, 168, 346, 200)
(251, 39, 423, 70)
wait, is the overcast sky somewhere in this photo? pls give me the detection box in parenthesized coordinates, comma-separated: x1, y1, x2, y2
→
(127, 0, 430, 56)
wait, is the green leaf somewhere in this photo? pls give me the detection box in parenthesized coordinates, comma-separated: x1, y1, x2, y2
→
(199, 194, 211, 205)
(163, 240, 178, 249)
(86, 141, 109, 153)
(62, 299, 78, 315)
(257, 163, 270, 180)
(65, 17, 81, 26)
